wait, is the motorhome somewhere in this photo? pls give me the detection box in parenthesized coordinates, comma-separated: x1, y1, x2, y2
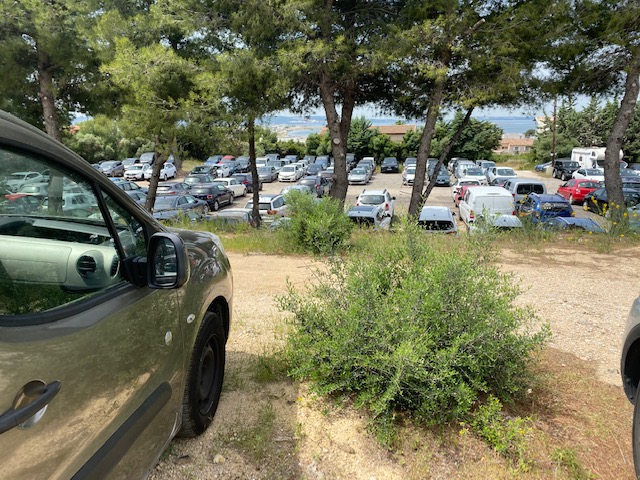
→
(571, 147, 624, 169)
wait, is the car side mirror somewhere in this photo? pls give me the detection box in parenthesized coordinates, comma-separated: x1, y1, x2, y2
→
(147, 232, 189, 289)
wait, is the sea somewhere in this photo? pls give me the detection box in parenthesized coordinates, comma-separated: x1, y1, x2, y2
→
(264, 114, 536, 140)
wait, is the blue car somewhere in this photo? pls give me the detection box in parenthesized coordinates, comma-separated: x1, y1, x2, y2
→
(516, 193, 573, 222)
(543, 217, 606, 232)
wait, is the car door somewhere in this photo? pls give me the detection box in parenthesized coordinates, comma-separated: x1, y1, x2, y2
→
(0, 145, 186, 479)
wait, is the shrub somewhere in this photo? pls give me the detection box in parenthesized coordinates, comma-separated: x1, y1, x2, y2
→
(279, 191, 353, 254)
(279, 225, 549, 435)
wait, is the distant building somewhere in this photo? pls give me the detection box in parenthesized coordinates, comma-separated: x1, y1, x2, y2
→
(319, 124, 417, 143)
(494, 136, 534, 155)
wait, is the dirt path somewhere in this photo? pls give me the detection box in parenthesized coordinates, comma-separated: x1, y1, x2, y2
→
(150, 248, 638, 479)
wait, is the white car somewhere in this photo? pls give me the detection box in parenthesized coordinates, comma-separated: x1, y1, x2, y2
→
(402, 166, 416, 185)
(5, 171, 45, 191)
(278, 164, 303, 182)
(124, 163, 152, 180)
(486, 167, 517, 185)
(572, 168, 605, 182)
(451, 178, 481, 201)
(159, 162, 177, 181)
(355, 189, 395, 218)
(213, 177, 247, 197)
(214, 163, 231, 177)
(460, 167, 487, 185)
(417, 206, 458, 235)
(348, 167, 370, 185)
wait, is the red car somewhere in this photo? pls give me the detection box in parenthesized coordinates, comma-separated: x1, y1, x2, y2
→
(556, 179, 601, 204)
(454, 184, 480, 207)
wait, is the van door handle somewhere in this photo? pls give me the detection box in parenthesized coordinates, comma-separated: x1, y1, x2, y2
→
(0, 380, 61, 434)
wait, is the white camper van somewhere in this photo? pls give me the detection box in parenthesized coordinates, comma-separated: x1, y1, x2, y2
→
(571, 147, 624, 169)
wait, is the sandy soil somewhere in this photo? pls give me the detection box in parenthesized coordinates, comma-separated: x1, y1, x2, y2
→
(148, 246, 639, 480)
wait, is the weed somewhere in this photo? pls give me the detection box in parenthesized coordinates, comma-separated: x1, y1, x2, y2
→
(551, 447, 596, 480)
(229, 401, 277, 462)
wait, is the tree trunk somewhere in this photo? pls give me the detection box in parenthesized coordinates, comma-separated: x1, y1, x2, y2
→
(421, 107, 474, 206)
(248, 117, 261, 228)
(605, 52, 640, 225)
(319, 71, 349, 204)
(409, 55, 449, 217)
(144, 146, 164, 213)
(37, 47, 62, 142)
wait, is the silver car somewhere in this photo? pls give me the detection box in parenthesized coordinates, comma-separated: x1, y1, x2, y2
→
(0, 110, 232, 479)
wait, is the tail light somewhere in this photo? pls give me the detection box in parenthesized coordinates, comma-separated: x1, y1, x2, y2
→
(469, 210, 474, 220)
(385, 204, 389, 211)
(267, 209, 277, 215)
(512, 210, 516, 215)
(207, 195, 213, 199)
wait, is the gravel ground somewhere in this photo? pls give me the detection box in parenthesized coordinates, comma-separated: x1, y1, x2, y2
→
(149, 166, 635, 479)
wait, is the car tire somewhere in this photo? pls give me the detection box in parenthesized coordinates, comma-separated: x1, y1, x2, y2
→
(583, 200, 589, 211)
(212, 200, 220, 211)
(553, 169, 558, 179)
(229, 193, 234, 204)
(562, 172, 568, 181)
(203, 204, 210, 215)
(179, 311, 225, 438)
(569, 194, 574, 205)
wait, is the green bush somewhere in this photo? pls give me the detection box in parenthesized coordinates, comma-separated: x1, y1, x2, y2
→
(279, 191, 353, 254)
(279, 225, 549, 435)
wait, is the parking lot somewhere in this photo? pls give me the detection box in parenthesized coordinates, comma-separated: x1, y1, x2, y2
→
(250, 167, 602, 224)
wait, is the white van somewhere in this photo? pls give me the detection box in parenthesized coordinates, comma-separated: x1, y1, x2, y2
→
(458, 186, 515, 225)
(502, 178, 547, 203)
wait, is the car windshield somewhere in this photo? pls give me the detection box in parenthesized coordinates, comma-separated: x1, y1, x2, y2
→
(351, 169, 366, 175)
(257, 167, 271, 174)
(282, 166, 295, 172)
(497, 168, 515, 175)
(154, 196, 178, 207)
(418, 220, 455, 231)
(128, 165, 143, 171)
(466, 168, 483, 175)
(406, 167, 416, 174)
(585, 169, 602, 175)
(579, 181, 601, 188)
(359, 195, 385, 204)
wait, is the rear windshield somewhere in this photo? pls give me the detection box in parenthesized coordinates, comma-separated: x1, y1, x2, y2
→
(418, 220, 455, 231)
(350, 217, 375, 226)
(359, 195, 385, 204)
(541, 202, 570, 212)
(516, 184, 545, 194)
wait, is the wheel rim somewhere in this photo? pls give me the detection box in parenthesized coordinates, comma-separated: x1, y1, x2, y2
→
(213, 200, 219, 211)
(196, 335, 220, 414)
(569, 195, 574, 204)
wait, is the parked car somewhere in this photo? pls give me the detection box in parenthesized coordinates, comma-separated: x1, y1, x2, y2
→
(189, 183, 234, 211)
(486, 167, 517, 185)
(115, 180, 148, 193)
(16, 182, 49, 200)
(5, 171, 46, 191)
(467, 214, 523, 234)
(213, 163, 231, 178)
(556, 179, 601, 204)
(184, 173, 217, 188)
(355, 189, 395, 217)
(516, 193, 574, 222)
(428, 164, 452, 186)
(381, 157, 399, 173)
(543, 217, 606, 233)
(417, 206, 458, 235)
(298, 175, 331, 197)
(257, 166, 278, 183)
(125, 189, 147, 206)
(534, 161, 552, 172)
(98, 160, 125, 177)
(124, 163, 152, 180)
(235, 156, 250, 173)
(315, 155, 330, 169)
(0, 109, 232, 480)
(138, 151, 156, 164)
(502, 178, 547, 204)
(552, 159, 580, 180)
(156, 181, 191, 195)
(458, 186, 515, 225)
(404, 157, 417, 168)
(621, 297, 640, 479)
(477, 160, 496, 174)
(214, 177, 247, 197)
(158, 162, 177, 181)
(280, 184, 315, 196)
(244, 194, 288, 222)
(41, 192, 99, 217)
(582, 187, 640, 215)
(347, 205, 392, 230)
(348, 167, 370, 185)
(152, 194, 209, 221)
(210, 208, 252, 225)
(306, 163, 323, 176)
(1, 193, 41, 214)
(346, 153, 358, 171)
(232, 173, 261, 192)
(454, 160, 477, 179)
(204, 154, 224, 165)
(121, 157, 139, 168)
(190, 164, 218, 176)
(456, 166, 484, 185)
(572, 168, 605, 182)
(278, 164, 303, 182)
(451, 179, 481, 202)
